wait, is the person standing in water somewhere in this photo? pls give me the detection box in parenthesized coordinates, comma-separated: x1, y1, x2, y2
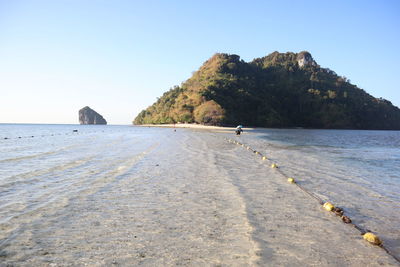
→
(235, 125, 243, 135)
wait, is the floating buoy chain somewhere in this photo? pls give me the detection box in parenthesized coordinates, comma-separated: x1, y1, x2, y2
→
(278, 160, 394, 255)
(294, 182, 324, 205)
(320, 201, 388, 248)
(2, 130, 81, 140)
(225, 137, 400, 263)
(226, 138, 277, 167)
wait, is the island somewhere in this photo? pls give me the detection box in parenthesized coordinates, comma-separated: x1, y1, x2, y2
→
(79, 106, 107, 125)
(134, 51, 400, 130)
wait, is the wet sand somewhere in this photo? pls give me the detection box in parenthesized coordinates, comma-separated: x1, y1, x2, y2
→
(1, 128, 398, 266)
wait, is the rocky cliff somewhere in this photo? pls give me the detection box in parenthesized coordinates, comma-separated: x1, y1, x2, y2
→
(79, 106, 107, 125)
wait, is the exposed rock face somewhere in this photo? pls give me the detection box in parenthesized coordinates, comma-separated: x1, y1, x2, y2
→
(297, 51, 316, 67)
(79, 106, 107, 125)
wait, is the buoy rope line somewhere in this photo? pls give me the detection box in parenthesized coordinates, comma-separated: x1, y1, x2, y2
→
(1, 130, 88, 140)
(225, 138, 400, 264)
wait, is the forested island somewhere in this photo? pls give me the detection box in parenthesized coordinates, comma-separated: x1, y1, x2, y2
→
(134, 51, 400, 129)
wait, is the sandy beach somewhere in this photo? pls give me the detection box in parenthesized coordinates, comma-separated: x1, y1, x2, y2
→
(1, 126, 398, 266)
(140, 123, 252, 130)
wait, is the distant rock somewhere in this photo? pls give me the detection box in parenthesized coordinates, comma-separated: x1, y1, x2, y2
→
(79, 106, 107, 125)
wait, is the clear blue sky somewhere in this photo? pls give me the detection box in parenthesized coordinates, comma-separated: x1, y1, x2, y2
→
(1, 0, 399, 124)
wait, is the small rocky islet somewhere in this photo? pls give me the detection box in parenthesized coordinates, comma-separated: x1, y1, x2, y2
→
(79, 106, 107, 125)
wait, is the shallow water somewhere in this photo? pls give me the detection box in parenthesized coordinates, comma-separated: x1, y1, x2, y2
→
(0, 124, 399, 265)
(237, 128, 400, 257)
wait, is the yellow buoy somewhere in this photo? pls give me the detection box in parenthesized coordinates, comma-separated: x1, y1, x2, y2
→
(323, 202, 334, 211)
(255, 151, 260, 155)
(287, 177, 295, 184)
(363, 232, 382, 245)
(271, 163, 277, 168)
(262, 156, 267, 160)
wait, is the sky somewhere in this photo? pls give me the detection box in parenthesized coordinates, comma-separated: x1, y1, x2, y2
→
(1, 0, 399, 125)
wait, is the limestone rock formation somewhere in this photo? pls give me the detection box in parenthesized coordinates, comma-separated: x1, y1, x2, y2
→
(297, 51, 316, 67)
(79, 106, 107, 125)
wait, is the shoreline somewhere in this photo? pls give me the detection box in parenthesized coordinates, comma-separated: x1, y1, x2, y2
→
(134, 123, 400, 131)
(137, 123, 254, 131)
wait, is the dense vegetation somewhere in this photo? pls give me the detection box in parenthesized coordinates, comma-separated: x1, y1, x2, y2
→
(134, 51, 400, 129)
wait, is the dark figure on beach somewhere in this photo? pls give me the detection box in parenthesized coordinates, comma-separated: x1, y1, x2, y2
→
(235, 125, 243, 135)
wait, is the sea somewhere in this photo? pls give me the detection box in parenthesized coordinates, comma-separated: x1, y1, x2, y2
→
(240, 127, 400, 258)
(0, 124, 399, 264)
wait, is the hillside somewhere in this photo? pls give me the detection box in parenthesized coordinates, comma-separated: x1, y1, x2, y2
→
(134, 51, 400, 129)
